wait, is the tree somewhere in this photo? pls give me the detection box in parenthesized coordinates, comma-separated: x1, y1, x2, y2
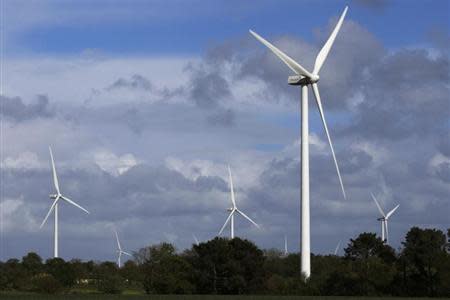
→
(22, 252, 43, 276)
(2, 259, 28, 290)
(45, 258, 76, 289)
(95, 261, 123, 294)
(187, 237, 265, 294)
(398, 227, 449, 297)
(137, 243, 193, 294)
(345, 232, 396, 263)
(31, 273, 61, 294)
(120, 260, 141, 288)
(344, 232, 397, 295)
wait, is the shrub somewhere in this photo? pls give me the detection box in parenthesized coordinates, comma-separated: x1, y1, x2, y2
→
(97, 274, 124, 294)
(31, 273, 61, 294)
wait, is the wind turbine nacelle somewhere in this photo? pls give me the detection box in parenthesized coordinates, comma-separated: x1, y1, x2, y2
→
(288, 75, 312, 86)
(49, 194, 58, 199)
(227, 208, 234, 212)
(288, 74, 319, 85)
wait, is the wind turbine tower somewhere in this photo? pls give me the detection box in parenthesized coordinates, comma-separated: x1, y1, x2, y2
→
(250, 7, 349, 278)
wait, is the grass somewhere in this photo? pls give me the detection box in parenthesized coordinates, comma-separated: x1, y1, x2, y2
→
(0, 292, 447, 300)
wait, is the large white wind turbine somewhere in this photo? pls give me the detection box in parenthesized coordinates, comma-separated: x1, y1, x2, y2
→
(40, 147, 89, 258)
(114, 229, 132, 268)
(250, 7, 348, 278)
(371, 193, 399, 244)
(218, 166, 260, 239)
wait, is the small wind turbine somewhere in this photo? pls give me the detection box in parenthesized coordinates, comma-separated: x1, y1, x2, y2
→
(334, 240, 341, 255)
(192, 234, 200, 246)
(40, 146, 89, 258)
(114, 229, 132, 268)
(219, 166, 260, 239)
(371, 193, 399, 244)
(250, 7, 349, 278)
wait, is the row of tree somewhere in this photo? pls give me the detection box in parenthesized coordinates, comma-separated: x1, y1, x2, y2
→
(0, 227, 449, 296)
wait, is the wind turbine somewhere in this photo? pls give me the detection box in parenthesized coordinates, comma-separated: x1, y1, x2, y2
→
(371, 193, 399, 244)
(192, 234, 200, 246)
(334, 240, 341, 255)
(249, 7, 348, 278)
(219, 166, 260, 239)
(114, 228, 132, 268)
(40, 146, 89, 258)
(284, 235, 288, 256)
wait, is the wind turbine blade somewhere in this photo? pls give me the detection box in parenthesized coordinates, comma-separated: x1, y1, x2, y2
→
(122, 251, 132, 257)
(49, 147, 60, 194)
(311, 83, 346, 200)
(228, 166, 237, 208)
(313, 6, 348, 74)
(219, 211, 234, 235)
(334, 240, 341, 255)
(249, 30, 314, 78)
(192, 234, 200, 245)
(114, 229, 122, 250)
(60, 196, 89, 214)
(371, 193, 386, 217)
(386, 204, 400, 219)
(236, 209, 260, 228)
(40, 197, 59, 228)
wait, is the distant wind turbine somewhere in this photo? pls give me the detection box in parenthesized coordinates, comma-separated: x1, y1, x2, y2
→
(40, 146, 89, 258)
(284, 235, 289, 256)
(192, 234, 200, 246)
(371, 193, 399, 244)
(334, 240, 341, 255)
(114, 228, 132, 268)
(249, 7, 349, 278)
(219, 166, 260, 239)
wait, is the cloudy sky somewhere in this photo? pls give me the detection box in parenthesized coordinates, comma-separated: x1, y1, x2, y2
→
(1, 0, 449, 262)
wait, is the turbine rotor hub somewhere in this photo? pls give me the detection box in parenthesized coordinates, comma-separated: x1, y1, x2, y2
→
(310, 74, 320, 83)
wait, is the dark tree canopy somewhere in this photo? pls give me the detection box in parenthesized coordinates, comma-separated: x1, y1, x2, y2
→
(0, 227, 449, 297)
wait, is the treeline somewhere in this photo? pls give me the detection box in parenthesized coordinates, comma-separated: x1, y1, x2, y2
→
(0, 226, 449, 297)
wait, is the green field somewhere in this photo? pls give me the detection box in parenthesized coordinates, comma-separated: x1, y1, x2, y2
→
(0, 293, 447, 300)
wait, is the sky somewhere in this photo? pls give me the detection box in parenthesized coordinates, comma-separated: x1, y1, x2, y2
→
(0, 0, 449, 263)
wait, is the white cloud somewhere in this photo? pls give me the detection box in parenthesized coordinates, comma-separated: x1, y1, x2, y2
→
(1, 197, 40, 233)
(2, 151, 45, 170)
(93, 150, 138, 176)
(4, 56, 194, 107)
(165, 157, 226, 181)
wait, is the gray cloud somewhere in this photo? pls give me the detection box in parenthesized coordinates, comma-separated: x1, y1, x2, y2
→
(187, 68, 231, 109)
(1, 95, 54, 122)
(343, 49, 449, 140)
(107, 74, 154, 91)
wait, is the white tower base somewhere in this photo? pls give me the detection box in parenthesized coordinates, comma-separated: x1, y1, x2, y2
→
(300, 85, 310, 279)
(54, 202, 59, 258)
